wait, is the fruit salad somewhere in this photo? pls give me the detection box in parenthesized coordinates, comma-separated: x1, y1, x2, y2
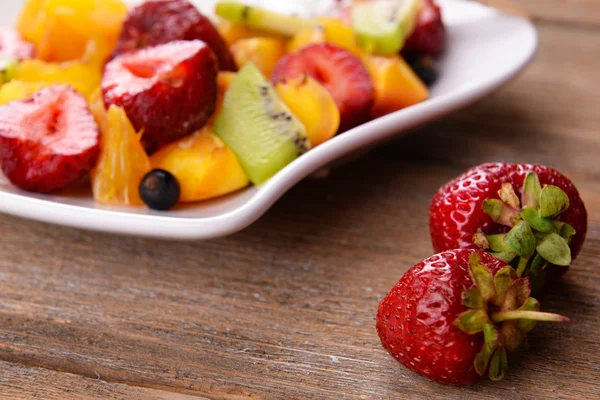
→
(0, 0, 446, 210)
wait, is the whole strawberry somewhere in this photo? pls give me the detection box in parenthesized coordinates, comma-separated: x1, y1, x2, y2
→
(429, 163, 587, 293)
(377, 249, 568, 386)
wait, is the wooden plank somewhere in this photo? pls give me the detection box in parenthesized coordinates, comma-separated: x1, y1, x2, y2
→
(1, 16, 600, 400)
(487, 0, 600, 28)
(0, 362, 207, 400)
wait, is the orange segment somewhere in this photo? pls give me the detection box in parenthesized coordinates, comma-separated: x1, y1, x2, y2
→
(230, 38, 287, 78)
(90, 95, 151, 206)
(365, 55, 429, 118)
(275, 75, 340, 147)
(150, 126, 249, 203)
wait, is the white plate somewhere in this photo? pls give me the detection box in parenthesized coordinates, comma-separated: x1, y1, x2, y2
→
(0, 0, 537, 240)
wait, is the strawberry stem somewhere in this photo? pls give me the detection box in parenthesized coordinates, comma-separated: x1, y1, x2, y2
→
(491, 310, 570, 323)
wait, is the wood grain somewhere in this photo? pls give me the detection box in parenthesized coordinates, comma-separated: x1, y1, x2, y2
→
(1, 5, 600, 400)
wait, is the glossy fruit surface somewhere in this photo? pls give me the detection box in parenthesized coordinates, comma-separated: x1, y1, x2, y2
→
(0, 85, 99, 193)
(230, 38, 286, 78)
(403, 0, 446, 56)
(272, 43, 374, 132)
(102, 40, 218, 153)
(0, 27, 35, 60)
(287, 18, 362, 57)
(139, 169, 181, 211)
(90, 99, 151, 206)
(114, 0, 236, 71)
(150, 127, 249, 203)
(0, 81, 46, 106)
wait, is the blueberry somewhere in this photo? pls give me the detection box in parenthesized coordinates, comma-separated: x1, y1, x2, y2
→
(139, 169, 181, 211)
(405, 53, 439, 87)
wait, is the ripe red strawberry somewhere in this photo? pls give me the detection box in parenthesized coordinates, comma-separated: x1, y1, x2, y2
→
(0, 27, 35, 60)
(272, 43, 374, 132)
(0, 86, 99, 193)
(402, 0, 446, 57)
(113, 0, 237, 71)
(102, 40, 218, 153)
(430, 163, 588, 293)
(377, 249, 568, 386)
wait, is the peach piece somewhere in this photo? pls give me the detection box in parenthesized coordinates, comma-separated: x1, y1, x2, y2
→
(365, 55, 429, 118)
(230, 38, 287, 78)
(275, 75, 340, 147)
(150, 127, 249, 203)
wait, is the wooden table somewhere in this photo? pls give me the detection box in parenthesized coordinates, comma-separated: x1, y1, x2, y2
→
(1, 1, 599, 399)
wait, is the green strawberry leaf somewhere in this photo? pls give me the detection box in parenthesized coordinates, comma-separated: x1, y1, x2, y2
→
(536, 233, 572, 266)
(539, 186, 570, 218)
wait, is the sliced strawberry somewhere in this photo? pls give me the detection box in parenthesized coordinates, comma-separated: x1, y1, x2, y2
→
(0, 86, 99, 193)
(102, 40, 218, 153)
(114, 0, 237, 71)
(0, 27, 35, 60)
(403, 0, 446, 57)
(272, 43, 374, 132)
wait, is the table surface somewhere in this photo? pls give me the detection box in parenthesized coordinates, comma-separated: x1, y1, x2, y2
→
(1, 1, 599, 399)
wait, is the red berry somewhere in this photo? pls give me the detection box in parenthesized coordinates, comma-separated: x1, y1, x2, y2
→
(114, 0, 237, 72)
(102, 40, 218, 153)
(377, 249, 568, 386)
(0, 86, 99, 193)
(403, 0, 446, 57)
(0, 27, 35, 60)
(272, 43, 374, 132)
(429, 163, 588, 287)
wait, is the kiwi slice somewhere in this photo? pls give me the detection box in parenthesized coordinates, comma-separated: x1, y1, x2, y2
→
(353, 0, 424, 56)
(215, 1, 314, 37)
(0, 58, 18, 86)
(213, 63, 310, 185)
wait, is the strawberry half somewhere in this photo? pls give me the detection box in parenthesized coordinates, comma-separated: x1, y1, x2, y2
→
(402, 0, 446, 57)
(102, 40, 218, 153)
(0, 86, 99, 193)
(272, 43, 374, 132)
(377, 249, 568, 386)
(430, 163, 588, 293)
(114, 0, 237, 72)
(0, 27, 35, 60)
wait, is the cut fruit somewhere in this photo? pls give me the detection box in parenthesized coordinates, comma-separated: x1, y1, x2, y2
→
(0, 85, 100, 193)
(209, 71, 237, 126)
(403, 0, 446, 56)
(231, 38, 287, 78)
(90, 97, 151, 206)
(102, 40, 218, 153)
(0, 28, 35, 61)
(151, 126, 249, 203)
(213, 63, 309, 185)
(288, 18, 363, 58)
(15, 60, 102, 100)
(366, 55, 429, 118)
(215, 1, 314, 37)
(114, 0, 237, 72)
(272, 43, 374, 132)
(0, 59, 19, 86)
(353, 0, 424, 55)
(217, 20, 284, 45)
(0, 80, 46, 106)
(275, 75, 340, 147)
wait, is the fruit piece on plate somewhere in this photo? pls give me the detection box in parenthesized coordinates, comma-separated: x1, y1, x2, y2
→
(365, 55, 429, 118)
(403, 0, 446, 56)
(217, 20, 285, 46)
(14, 60, 102, 100)
(377, 249, 568, 386)
(139, 169, 181, 211)
(0, 81, 46, 105)
(0, 59, 19, 86)
(0, 85, 100, 193)
(215, 1, 314, 37)
(352, 0, 424, 55)
(231, 38, 287, 78)
(114, 0, 236, 72)
(275, 75, 340, 147)
(272, 43, 374, 132)
(209, 71, 237, 126)
(90, 98, 151, 206)
(102, 40, 218, 154)
(151, 126, 249, 203)
(214, 63, 309, 185)
(0, 27, 35, 60)
(18, 0, 128, 65)
(288, 18, 363, 57)
(429, 163, 588, 293)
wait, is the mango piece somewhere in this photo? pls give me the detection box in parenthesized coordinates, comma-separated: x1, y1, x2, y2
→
(0, 80, 47, 105)
(209, 72, 237, 126)
(15, 60, 102, 100)
(288, 18, 362, 57)
(275, 75, 340, 147)
(366, 55, 429, 118)
(150, 127, 249, 203)
(217, 20, 284, 45)
(90, 94, 151, 206)
(230, 38, 287, 79)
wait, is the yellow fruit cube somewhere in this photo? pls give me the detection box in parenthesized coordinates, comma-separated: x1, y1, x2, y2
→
(288, 18, 363, 57)
(230, 38, 287, 78)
